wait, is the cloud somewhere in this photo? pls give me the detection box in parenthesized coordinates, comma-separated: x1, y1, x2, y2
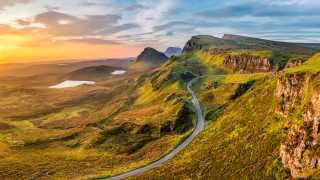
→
(15, 11, 138, 37)
(125, 4, 145, 11)
(44, 5, 60, 11)
(79, 1, 146, 12)
(5, 10, 139, 47)
(153, 21, 192, 31)
(135, 0, 179, 32)
(61, 38, 121, 45)
(153, 21, 221, 33)
(197, 2, 320, 18)
(0, 0, 32, 9)
(0, 24, 16, 35)
(1, 0, 320, 51)
(16, 19, 32, 26)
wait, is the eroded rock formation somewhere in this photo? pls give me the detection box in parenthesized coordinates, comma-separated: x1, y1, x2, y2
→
(277, 72, 320, 178)
(210, 48, 226, 55)
(286, 58, 303, 68)
(223, 54, 272, 73)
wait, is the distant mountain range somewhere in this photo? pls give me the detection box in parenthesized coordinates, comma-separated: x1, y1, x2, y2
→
(164, 47, 182, 57)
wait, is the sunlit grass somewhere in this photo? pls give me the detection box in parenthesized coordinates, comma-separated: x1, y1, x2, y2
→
(223, 73, 269, 84)
(286, 53, 320, 73)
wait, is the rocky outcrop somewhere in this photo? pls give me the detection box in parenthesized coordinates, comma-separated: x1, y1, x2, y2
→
(275, 73, 309, 115)
(210, 48, 226, 55)
(223, 54, 272, 73)
(286, 58, 303, 68)
(182, 35, 230, 55)
(277, 72, 320, 178)
(183, 38, 205, 54)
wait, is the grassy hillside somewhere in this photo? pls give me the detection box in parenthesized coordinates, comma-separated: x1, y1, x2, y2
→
(66, 65, 121, 81)
(132, 51, 320, 179)
(285, 53, 320, 73)
(223, 34, 320, 54)
(1, 35, 320, 179)
(0, 69, 147, 179)
(0, 56, 210, 179)
(133, 65, 289, 179)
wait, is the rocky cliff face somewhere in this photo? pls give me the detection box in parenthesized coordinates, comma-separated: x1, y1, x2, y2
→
(223, 54, 272, 73)
(182, 35, 230, 55)
(210, 48, 226, 55)
(183, 38, 205, 54)
(276, 72, 320, 178)
(286, 59, 303, 68)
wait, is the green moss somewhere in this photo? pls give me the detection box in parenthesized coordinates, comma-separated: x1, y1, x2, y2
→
(266, 158, 291, 180)
(228, 125, 242, 139)
(205, 106, 225, 122)
(222, 73, 268, 84)
(265, 116, 284, 134)
(0, 133, 5, 141)
(195, 50, 225, 67)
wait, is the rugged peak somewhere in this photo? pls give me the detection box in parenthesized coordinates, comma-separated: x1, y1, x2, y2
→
(137, 47, 168, 63)
(182, 35, 247, 55)
(130, 47, 168, 70)
(144, 47, 157, 52)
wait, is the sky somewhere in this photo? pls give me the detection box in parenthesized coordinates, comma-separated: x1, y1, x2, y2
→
(0, 0, 320, 63)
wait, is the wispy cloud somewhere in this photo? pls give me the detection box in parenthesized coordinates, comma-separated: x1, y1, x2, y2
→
(135, 0, 179, 32)
(0, 0, 32, 10)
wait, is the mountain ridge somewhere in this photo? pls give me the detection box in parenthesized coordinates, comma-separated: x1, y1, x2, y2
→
(183, 34, 320, 55)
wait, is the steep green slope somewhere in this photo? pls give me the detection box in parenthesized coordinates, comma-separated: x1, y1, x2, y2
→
(133, 52, 320, 179)
(133, 73, 289, 179)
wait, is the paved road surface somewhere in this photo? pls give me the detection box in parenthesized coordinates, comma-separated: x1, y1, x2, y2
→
(106, 79, 205, 180)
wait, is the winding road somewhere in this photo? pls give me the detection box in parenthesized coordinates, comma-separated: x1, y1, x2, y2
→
(106, 79, 205, 180)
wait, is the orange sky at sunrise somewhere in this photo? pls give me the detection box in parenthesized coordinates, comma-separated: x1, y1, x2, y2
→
(0, 32, 144, 64)
(0, 34, 142, 64)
